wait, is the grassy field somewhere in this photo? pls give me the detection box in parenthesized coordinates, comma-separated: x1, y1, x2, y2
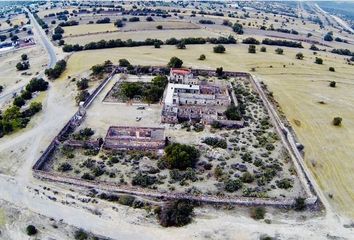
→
(64, 28, 221, 44)
(61, 43, 354, 219)
(63, 23, 118, 37)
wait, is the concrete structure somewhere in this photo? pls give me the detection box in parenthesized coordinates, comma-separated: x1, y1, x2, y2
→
(103, 126, 166, 151)
(162, 69, 232, 124)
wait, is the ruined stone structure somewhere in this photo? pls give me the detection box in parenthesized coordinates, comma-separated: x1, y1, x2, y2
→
(162, 69, 234, 124)
(103, 126, 166, 151)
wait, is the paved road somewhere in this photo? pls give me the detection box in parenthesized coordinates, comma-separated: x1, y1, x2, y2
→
(0, 8, 57, 103)
(26, 8, 57, 68)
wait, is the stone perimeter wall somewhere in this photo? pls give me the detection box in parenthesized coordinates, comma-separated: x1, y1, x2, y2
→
(32, 66, 319, 207)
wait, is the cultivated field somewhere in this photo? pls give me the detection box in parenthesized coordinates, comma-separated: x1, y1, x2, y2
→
(61, 43, 354, 218)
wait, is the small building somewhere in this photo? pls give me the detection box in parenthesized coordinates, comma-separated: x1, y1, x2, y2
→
(103, 126, 166, 151)
(169, 68, 196, 84)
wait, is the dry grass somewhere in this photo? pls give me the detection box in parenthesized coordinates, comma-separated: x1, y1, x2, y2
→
(63, 23, 118, 37)
(64, 28, 221, 44)
(61, 43, 354, 218)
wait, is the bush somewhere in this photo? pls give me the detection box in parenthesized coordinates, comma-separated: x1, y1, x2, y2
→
(250, 207, 266, 220)
(21, 90, 32, 100)
(315, 57, 323, 64)
(310, 44, 319, 51)
(294, 197, 306, 211)
(26, 225, 37, 236)
(76, 78, 89, 90)
(157, 200, 194, 227)
(96, 17, 110, 24)
(324, 32, 333, 41)
(213, 44, 225, 53)
(199, 19, 214, 24)
(241, 172, 254, 183)
(198, 54, 206, 60)
(119, 58, 131, 67)
(75, 90, 90, 105)
(13, 96, 25, 107)
(146, 16, 154, 22)
(225, 105, 241, 120)
(329, 67, 335, 72)
(232, 23, 243, 34)
(224, 179, 242, 192)
(132, 172, 157, 187)
(156, 25, 163, 30)
(26, 78, 48, 93)
(202, 137, 227, 149)
(163, 143, 199, 170)
(45, 59, 66, 79)
(118, 195, 135, 206)
(114, 19, 124, 27)
(260, 46, 266, 52)
(262, 38, 303, 48)
(248, 45, 256, 53)
(58, 162, 72, 172)
(242, 37, 260, 45)
(329, 81, 336, 87)
(16, 61, 29, 71)
(168, 57, 183, 68)
(21, 54, 28, 61)
(275, 48, 284, 55)
(129, 17, 140, 22)
(276, 178, 293, 189)
(154, 41, 161, 48)
(296, 52, 304, 60)
(74, 229, 88, 240)
(333, 117, 342, 126)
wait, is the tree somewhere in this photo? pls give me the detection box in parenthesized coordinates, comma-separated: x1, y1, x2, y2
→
(296, 52, 304, 60)
(75, 90, 90, 104)
(176, 41, 186, 49)
(216, 67, 223, 77)
(154, 41, 161, 48)
(248, 45, 256, 53)
(26, 225, 37, 236)
(260, 46, 266, 52)
(213, 44, 225, 53)
(163, 143, 199, 170)
(198, 54, 206, 60)
(241, 171, 254, 183)
(329, 67, 335, 72)
(157, 200, 194, 227)
(146, 16, 154, 22)
(45, 60, 66, 79)
(16, 61, 29, 71)
(21, 54, 28, 61)
(156, 25, 163, 30)
(324, 32, 333, 41)
(168, 57, 183, 68)
(119, 58, 131, 67)
(329, 81, 336, 87)
(0, 85, 3, 93)
(114, 19, 124, 27)
(232, 23, 243, 34)
(333, 117, 342, 126)
(13, 96, 25, 107)
(275, 48, 284, 55)
(294, 197, 306, 211)
(315, 57, 323, 64)
(310, 44, 319, 51)
(225, 105, 241, 120)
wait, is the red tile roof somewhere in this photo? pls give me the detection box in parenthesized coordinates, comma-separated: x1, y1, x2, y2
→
(171, 68, 191, 75)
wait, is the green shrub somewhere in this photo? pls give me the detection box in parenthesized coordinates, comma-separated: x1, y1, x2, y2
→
(118, 195, 135, 206)
(163, 143, 199, 170)
(224, 179, 242, 192)
(333, 117, 342, 126)
(202, 137, 227, 149)
(26, 225, 37, 236)
(329, 81, 336, 88)
(157, 200, 194, 227)
(74, 229, 88, 240)
(250, 207, 266, 219)
(213, 44, 226, 53)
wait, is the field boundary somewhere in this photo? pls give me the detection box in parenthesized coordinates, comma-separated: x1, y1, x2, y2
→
(32, 66, 320, 208)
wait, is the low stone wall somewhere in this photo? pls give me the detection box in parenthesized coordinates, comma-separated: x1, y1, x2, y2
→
(33, 169, 315, 207)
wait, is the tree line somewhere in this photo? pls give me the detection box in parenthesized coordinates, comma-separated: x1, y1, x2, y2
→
(62, 36, 237, 52)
